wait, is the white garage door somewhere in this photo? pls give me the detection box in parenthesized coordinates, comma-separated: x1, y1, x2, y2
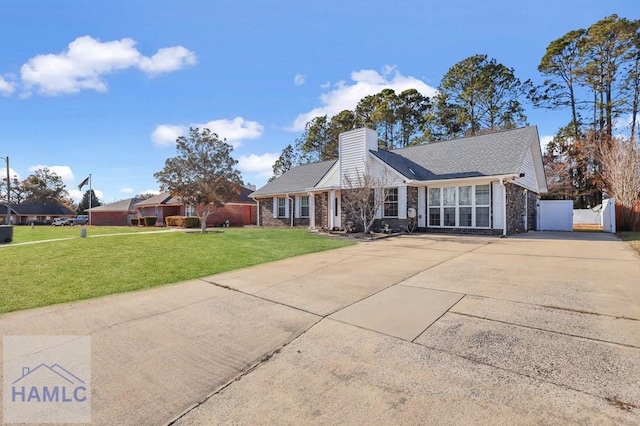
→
(537, 200, 573, 231)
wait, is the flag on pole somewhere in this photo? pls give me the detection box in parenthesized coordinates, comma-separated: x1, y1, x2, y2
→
(78, 176, 90, 191)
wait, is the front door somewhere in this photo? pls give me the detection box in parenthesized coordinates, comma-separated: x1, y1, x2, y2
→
(327, 191, 342, 229)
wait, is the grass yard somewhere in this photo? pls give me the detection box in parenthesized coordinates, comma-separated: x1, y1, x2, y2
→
(8, 225, 164, 244)
(618, 232, 640, 256)
(0, 227, 354, 314)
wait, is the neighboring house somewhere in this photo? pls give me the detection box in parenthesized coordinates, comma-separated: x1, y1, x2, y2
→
(251, 127, 548, 236)
(7, 203, 76, 225)
(133, 187, 257, 227)
(87, 198, 143, 226)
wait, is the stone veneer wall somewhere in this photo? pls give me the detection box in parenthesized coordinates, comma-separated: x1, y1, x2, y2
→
(505, 183, 539, 234)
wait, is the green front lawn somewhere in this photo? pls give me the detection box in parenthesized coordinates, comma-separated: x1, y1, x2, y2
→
(8, 225, 164, 244)
(0, 228, 354, 314)
(618, 232, 640, 256)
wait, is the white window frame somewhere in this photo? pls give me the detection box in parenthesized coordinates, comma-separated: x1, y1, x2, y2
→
(277, 197, 287, 218)
(300, 195, 310, 218)
(427, 184, 492, 228)
(383, 187, 399, 218)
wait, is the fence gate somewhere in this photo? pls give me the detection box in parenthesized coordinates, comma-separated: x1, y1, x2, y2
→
(602, 198, 616, 233)
(537, 200, 573, 231)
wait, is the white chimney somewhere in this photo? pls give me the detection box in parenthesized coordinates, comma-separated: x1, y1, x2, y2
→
(339, 128, 378, 187)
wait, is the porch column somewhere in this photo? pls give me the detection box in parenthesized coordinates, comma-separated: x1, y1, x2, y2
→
(309, 193, 315, 229)
(329, 190, 336, 229)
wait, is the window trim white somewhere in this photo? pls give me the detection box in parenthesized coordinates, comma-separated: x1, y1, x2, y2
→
(427, 184, 492, 229)
(300, 195, 310, 218)
(383, 187, 399, 218)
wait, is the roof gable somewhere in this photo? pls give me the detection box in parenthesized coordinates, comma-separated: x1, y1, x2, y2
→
(251, 160, 337, 197)
(372, 126, 540, 181)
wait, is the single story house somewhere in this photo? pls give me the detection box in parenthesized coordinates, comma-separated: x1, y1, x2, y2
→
(87, 198, 143, 226)
(133, 186, 257, 227)
(251, 126, 548, 235)
(1, 203, 76, 225)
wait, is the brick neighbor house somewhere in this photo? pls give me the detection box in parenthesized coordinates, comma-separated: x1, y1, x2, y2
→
(132, 186, 257, 227)
(86, 198, 142, 226)
(251, 126, 548, 236)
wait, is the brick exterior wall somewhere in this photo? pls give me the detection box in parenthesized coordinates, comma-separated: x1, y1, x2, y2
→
(257, 197, 312, 227)
(205, 204, 256, 227)
(505, 182, 539, 234)
(92, 211, 131, 226)
(315, 193, 329, 229)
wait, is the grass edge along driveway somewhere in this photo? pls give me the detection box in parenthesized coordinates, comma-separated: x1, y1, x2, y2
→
(1, 228, 354, 314)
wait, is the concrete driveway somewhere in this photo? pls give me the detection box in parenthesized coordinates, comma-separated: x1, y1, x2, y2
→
(1, 232, 639, 424)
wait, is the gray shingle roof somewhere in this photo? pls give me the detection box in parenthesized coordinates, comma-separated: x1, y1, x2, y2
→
(371, 126, 538, 181)
(11, 203, 76, 216)
(87, 198, 142, 212)
(251, 160, 337, 197)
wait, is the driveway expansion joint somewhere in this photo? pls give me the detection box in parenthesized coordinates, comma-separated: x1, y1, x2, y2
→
(417, 342, 640, 413)
(449, 311, 640, 350)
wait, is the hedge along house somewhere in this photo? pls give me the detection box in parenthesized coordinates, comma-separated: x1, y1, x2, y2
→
(251, 126, 547, 235)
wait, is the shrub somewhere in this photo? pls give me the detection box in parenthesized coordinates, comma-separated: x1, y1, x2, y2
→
(144, 216, 157, 226)
(184, 217, 200, 228)
(166, 216, 181, 227)
(130, 218, 139, 226)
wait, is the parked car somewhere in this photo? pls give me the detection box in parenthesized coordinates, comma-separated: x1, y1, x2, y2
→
(73, 215, 89, 225)
(52, 218, 70, 226)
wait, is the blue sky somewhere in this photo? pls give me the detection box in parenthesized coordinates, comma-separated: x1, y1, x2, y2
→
(0, 0, 637, 203)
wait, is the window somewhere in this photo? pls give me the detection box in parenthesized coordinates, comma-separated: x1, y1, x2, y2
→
(300, 196, 309, 217)
(185, 205, 195, 217)
(475, 185, 491, 227)
(383, 188, 398, 217)
(277, 197, 286, 217)
(428, 188, 441, 226)
(475, 185, 490, 205)
(427, 184, 491, 228)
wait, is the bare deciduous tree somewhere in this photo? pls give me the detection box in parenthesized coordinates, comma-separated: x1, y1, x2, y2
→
(599, 137, 640, 230)
(341, 170, 391, 233)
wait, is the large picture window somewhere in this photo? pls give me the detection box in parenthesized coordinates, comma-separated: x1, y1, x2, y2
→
(300, 196, 309, 217)
(277, 197, 286, 217)
(427, 184, 491, 228)
(383, 188, 399, 217)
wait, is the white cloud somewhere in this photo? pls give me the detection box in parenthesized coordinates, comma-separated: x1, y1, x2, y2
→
(294, 73, 306, 86)
(198, 117, 264, 148)
(140, 189, 160, 195)
(151, 124, 186, 147)
(0, 167, 19, 181)
(237, 153, 280, 178)
(152, 117, 264, 148)
(120, 187, 134, 194)
(288, 66, 437, 132)
(28, 164, 75, 183)
(138, 46, 197, 76)
(20, 36, 196, 96)
(540, 135, 553, 153)
(0, 76, 15, 96)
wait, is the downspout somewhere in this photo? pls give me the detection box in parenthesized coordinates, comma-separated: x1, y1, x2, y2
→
(500, 177, 507, 237)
